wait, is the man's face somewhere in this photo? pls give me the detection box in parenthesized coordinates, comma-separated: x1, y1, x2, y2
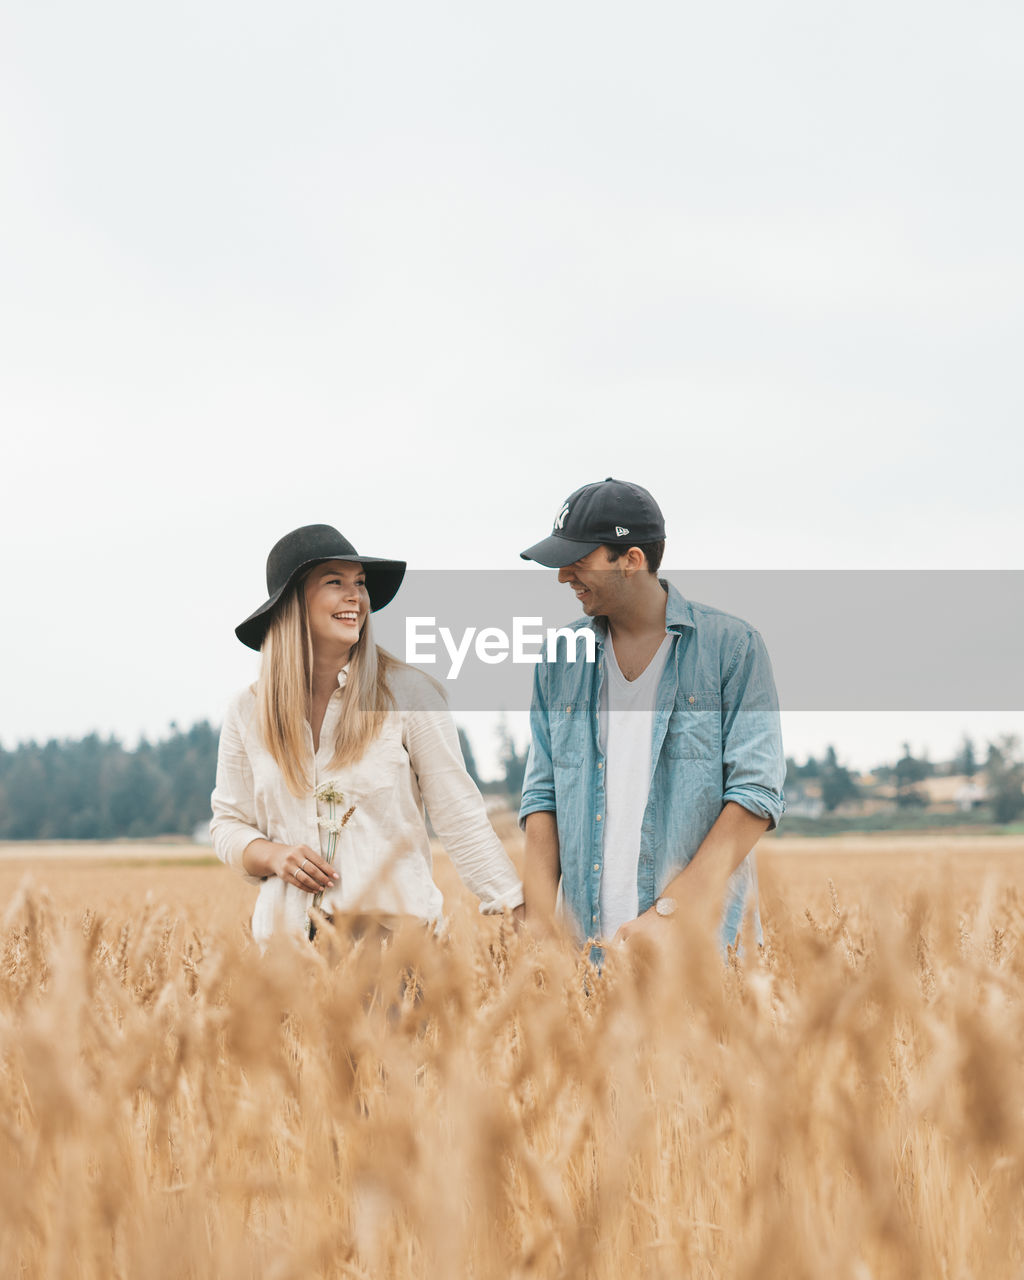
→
(556, 547, 628, 617)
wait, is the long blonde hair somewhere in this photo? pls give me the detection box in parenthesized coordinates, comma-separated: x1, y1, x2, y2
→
(255, 578, 400, 796)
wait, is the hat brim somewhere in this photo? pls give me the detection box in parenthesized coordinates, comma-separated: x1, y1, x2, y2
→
(235, 555, 407, 651)
(519, 533, 604, 568)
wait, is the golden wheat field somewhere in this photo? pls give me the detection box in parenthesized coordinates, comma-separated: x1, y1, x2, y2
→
(1, 828, 1023, 1280)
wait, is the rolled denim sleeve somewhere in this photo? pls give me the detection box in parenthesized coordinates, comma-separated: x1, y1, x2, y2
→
(519, 661, 557, 828)
(720, 629, 786, 829)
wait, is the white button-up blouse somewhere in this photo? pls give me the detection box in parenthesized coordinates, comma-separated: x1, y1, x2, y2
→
(210, 664, 523, 942)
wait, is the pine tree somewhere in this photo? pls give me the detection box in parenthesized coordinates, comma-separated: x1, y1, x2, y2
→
(985, 736, 1024, 825)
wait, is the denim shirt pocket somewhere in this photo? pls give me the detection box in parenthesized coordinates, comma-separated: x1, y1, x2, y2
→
(663, 691, 722, 759)
(551, 699, 589, 769)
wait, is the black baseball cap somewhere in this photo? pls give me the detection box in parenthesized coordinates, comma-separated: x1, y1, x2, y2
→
(520, 477, 666, 568)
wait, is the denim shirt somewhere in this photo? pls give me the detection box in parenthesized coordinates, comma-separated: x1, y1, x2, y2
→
(519, 581, 785, 947)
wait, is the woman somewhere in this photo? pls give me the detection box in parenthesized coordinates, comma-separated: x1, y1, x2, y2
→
(211, 523, 524, 943)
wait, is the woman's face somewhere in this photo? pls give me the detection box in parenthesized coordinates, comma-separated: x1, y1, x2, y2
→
(303, 560, 369, 659)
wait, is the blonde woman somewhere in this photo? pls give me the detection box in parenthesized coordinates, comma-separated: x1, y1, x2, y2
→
(211, 524, 524, 943)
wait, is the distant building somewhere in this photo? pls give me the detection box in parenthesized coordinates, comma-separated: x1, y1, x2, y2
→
(954, 781, 986, 813)
(785, 795, 825, 819)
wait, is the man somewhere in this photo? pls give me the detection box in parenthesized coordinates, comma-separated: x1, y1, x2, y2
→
(519, 477, 785, 949)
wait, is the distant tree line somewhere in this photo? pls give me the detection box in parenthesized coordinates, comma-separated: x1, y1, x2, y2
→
(785, 734, 1024, 821)
(0, 720, 529, 841)
(2, 723, 1020, 840)
(0, 724, 219, 840)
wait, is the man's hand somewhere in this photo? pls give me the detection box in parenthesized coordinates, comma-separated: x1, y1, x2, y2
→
(610, 905, 673, 948)
(610, 803, 771, 949)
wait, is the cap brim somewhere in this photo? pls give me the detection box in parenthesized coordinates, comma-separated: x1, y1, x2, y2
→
(234, 557, 407, 651)
(519, 534, 603, 568)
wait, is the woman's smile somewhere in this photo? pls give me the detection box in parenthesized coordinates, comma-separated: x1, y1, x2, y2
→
(305, 561, 369, 653)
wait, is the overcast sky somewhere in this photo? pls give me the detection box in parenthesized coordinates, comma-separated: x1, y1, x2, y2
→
(2, 0, 1022, 776)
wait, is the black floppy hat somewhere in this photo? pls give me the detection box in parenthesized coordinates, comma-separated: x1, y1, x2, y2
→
(235, 524, 406, 651)
(520, 477, 666, 568)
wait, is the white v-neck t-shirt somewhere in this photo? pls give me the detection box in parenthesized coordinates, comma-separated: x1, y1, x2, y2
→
(597, 633, 674, 938)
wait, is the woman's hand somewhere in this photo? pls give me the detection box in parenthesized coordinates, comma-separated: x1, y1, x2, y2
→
(276, 844, 338, 894)
(242, 839, 339, 893)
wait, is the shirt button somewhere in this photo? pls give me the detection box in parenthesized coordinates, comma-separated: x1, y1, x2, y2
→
(596, 814, 602, 821)
(593, 863, 600, 871)
(566, 705, 572, 713)
(597, 761, 603, 770)
(688, 695, 695, 704)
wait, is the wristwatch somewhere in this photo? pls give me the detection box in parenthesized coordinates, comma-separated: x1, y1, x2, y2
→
(655, 897, 678, 917)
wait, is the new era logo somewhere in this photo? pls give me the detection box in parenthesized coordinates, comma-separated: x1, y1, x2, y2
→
(615, 526, 629, 537)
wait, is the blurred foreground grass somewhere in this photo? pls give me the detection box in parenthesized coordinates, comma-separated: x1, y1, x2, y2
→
(1, 835, 1022, 1278)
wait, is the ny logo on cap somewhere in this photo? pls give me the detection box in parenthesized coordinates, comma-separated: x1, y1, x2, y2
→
(554, 501, 570, 530)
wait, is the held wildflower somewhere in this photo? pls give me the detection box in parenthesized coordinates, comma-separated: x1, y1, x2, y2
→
(316, 815, 352, 836)
(307, 779, 356, 940)
(314, 781, 347, 805)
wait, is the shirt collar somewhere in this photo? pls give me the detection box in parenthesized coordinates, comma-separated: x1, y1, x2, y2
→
(580, 578, 695, 645)
(662, 580, 696, 632)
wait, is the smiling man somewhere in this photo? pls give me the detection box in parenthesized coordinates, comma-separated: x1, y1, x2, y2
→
(518, 477, 785, 951)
